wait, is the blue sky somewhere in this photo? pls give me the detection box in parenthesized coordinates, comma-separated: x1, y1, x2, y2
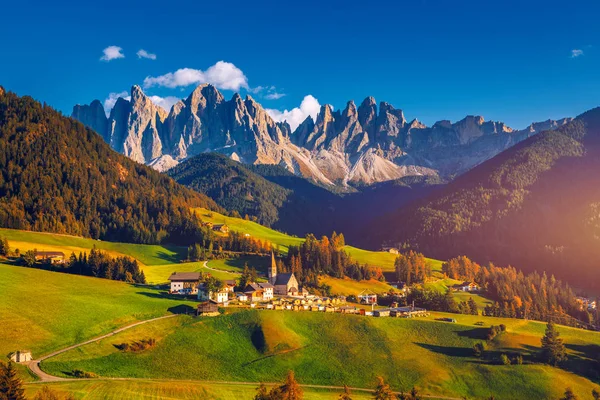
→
(1, 0, 599, 130)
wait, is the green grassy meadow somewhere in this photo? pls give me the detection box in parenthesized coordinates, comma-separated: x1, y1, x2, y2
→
(0, 228, 185, 266)
(0, 263, 196, 358)
(23, 380, 378, 400)
(42, 309, 600, 400)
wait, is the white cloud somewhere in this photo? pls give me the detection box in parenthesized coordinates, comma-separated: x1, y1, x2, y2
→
(100, 46, 125, 62)
(571, 49, 584, 58)
(265, 92, 286, 100)
(267, 95, 321, 131)
(249, 85, 286, 100)
(137, 49, 157, 60)
(103, 91, 130, 115)
(149, 95, 180, 112)
(143, 61, 249, 91)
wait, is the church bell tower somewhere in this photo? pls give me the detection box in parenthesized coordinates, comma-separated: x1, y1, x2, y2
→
(268, 251, 277, 285)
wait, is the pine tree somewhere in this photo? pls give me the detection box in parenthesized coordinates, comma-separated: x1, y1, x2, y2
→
(560, 387, 578, 400)
(408, 387, 421, 400)
(279, 370, 303, 400)
(253, 383, 271, 400)
(339, 385, 353, 400)
(468, 297, 478, 315)
(373, 376, 397, 400)
(540, 321, 567, 366)
(0, 361, 26, 400)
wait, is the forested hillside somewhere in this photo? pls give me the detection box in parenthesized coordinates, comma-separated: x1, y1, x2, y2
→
(0, 87, 218, 244)
(168, 153, 292, 226)
(375, 107, 600, 290)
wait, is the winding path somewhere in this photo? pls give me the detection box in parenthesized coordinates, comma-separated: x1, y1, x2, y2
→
(27, 314, 177, 382)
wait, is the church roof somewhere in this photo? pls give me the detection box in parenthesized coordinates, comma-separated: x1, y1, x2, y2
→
(274, 273, 295, 286)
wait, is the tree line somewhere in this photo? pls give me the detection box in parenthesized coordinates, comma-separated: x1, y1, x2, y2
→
(279, 232, 384, 287)
(20, 247, 146, 284)
(442, 256, 593, 327)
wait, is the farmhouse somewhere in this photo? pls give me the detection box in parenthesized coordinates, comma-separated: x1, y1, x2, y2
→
(224, 280, 237, 293)
(34, 251, 65, 264)
(244, 283, 265, 302)
(197, 301, 219, 317)
(457, 282, 480, 292)
(9, 350, 32, 363)
(212, 224, 229, 234)
(258, 282, 274, 300)
(198, 283, 229, 304)
(168, 272, 201, 295)
(357, 290, 378, 305)
(236, 293, 248, 302)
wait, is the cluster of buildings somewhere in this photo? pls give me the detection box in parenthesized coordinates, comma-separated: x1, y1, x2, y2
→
(33, 251, 66, 264)
(454, 281, 481, 292)
(576, 296, 598, 311)
(201, 221, 230, 234)
(169, 253, 310, 307)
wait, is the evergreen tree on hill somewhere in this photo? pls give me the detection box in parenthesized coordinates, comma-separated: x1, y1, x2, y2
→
(0, 361, 26, 400)
(540, 321, 567, 366)
(560, 387, 578, 400)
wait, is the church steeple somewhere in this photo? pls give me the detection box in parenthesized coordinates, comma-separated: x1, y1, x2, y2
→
(268, 251, 277, 284)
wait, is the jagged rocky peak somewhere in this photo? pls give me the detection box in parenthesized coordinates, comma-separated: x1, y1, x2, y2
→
(187, 83, 224, 114)
(358, 96, 377, 136)
(71, 84, 575, 188)
(72, 99, 108, 140)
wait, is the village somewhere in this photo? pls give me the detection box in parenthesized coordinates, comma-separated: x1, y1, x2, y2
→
(168, 252, 430, 319)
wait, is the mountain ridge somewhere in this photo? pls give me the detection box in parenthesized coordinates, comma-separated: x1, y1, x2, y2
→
(73, 84, 571, 188)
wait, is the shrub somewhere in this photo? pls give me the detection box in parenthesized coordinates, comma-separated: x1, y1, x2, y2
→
(514, 354, 523, 365)
(70, 369, 97, 378)
(473, 342, 485, 358)
(114, 338, 156, 352)
(500, 354, 511, 365)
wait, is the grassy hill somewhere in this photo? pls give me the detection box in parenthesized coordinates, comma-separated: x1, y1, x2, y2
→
(41, 309, 600, 400)
(0, 263, 195, 357)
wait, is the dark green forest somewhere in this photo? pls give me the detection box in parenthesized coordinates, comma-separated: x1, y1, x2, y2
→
(0, 88, 218, 245)
(168, 153, 291, 227)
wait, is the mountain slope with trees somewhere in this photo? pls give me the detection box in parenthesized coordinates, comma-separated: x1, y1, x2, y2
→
(374, 107, 600, 291)
(0, 87, 218, 245)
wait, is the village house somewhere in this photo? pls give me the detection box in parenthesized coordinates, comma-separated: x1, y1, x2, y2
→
(236, 292, 248, 302)
(457, 282, 480, 292)
(223, 280, 237, 293)
(258, 282, 274, 301)
(197, 283, 229, 304)
(357, 290, 378, 305)
(197, 301, 220, 317)
(9, 350, 32, 363)
(34, 251, 65, 264)
(168, 272, 201, 295)
(212, 224, 229, 234)
(244, 283, 265, 302)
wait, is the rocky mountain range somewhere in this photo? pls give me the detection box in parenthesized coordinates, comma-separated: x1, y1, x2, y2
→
(73, 85, 571, 187)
